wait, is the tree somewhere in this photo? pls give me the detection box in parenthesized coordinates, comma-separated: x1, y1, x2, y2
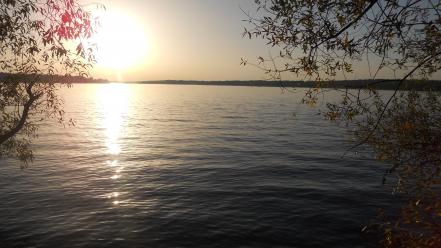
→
(0, 0, 100, 165)
(243, 0, 441, 246)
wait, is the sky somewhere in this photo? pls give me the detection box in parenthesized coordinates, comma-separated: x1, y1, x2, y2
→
(82, 0, 270, 82)
(81, 0, 440, 82)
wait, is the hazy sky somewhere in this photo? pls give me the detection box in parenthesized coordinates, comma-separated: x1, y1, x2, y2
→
(81, 0, 267, 82)
(82, 0, 440, 82)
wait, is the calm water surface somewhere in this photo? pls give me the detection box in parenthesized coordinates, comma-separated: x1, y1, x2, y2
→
(0, 84, 396, 248)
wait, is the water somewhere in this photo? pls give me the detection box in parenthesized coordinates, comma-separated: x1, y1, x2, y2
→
(0, 84, 397, 247)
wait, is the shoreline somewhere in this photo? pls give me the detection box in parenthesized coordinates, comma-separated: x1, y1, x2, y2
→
(76, 79, 441, 91)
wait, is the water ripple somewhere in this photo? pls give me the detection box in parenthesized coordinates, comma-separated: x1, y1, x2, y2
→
(0, 84, 397, 248)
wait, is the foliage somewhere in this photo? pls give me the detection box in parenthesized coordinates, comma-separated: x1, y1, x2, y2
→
(243, 0, 441, 81)
(243, 0, 441, 246)
(0, 0, 100, 165)
(359, 91, 441, 247)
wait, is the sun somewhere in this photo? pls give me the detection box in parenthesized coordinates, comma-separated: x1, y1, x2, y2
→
(93, 11, 148, 70)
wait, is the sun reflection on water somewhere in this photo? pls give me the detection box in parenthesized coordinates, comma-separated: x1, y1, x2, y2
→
(106, 160, 119, 167)
(97, 83, 130, 206)
(97, 83, 130, 155)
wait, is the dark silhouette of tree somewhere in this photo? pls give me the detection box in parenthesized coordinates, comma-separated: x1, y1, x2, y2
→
(0, 0, 101, 164)
(243, 0, 441, 246)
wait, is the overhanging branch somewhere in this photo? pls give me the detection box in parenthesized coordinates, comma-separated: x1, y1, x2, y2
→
(0, 83, 42, 145)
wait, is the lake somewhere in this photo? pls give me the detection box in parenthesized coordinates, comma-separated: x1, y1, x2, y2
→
(0, 84, 397, 248)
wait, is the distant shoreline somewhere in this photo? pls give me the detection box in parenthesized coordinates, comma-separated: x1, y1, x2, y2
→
(80, 79, 441, 91)
(1, 72, 439, 90)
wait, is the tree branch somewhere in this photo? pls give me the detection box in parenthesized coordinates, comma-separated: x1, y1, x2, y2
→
(342, 51, 441, 157)
(315, 0, 379, 48)
(0, 83, 42, 144)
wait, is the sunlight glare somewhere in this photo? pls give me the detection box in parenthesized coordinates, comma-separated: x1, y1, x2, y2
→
(110, 175, 121, 180)
(93, 10, 148, 70)
(106, 160, 118, 167)
(97, 83, 130, 155)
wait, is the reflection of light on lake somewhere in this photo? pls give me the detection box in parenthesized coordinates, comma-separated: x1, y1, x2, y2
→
(107, 192, 120, 198)
(106, 160, 118, 167)
(97, 83, 129, 155)
(96, 83, 130, 207)
(110, 174, 121, 180)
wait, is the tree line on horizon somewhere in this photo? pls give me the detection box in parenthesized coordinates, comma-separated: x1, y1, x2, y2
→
(0, 72, 107, 84)
(138, 79, 441, 91)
